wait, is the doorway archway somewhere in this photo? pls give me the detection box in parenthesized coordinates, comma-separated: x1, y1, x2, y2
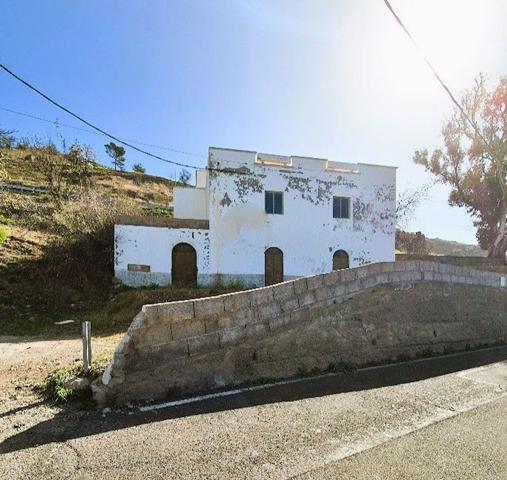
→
(172, 243, 197, 286)
(333, 250, 349, 270)
(265, 247, 284, 286)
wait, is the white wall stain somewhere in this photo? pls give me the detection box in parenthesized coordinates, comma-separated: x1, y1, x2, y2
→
(115, 147, 396, 286)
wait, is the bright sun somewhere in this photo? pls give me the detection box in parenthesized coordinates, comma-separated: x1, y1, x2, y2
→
(374, 0, 498, 97)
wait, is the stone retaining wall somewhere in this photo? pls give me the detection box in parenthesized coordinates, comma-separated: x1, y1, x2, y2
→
(396, 254, 505, 268)
(99, 261, 507, 405)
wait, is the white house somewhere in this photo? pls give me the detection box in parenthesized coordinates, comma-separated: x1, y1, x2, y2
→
(114, 147, 396, 288)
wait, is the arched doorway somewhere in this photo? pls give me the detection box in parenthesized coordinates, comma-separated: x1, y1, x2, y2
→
(333, 250, 349, 270)
(265, 247, 283, 286)
(172, 243, 197, 286)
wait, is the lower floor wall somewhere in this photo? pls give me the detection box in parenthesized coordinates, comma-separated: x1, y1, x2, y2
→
(98, 261, 507, 406)
(114, 223, 395, 288)
(115, 270, 299, 288)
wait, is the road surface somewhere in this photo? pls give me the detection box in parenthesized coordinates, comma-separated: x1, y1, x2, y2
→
(0, 347, 506, 479)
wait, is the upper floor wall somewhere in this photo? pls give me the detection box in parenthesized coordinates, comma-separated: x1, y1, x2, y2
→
(173, 169, 208, 220)
(205, 147, 397, 274)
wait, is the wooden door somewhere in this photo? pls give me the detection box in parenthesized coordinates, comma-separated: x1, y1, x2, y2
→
(172, 243, 197, 286)
(265, 247, 283, 286)
(333, 250, 349, 270)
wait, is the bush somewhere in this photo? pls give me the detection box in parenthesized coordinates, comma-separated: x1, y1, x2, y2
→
(36, 357, 110, 404)
(0, 215, 12, 225)
(45, 191, 143, 296)
(132, 163, 146, 174)
(37, 364, 83, 403)
(0, 192, 55, 231)
(53, 190, 142, 238)
(0, 226, 7, 247)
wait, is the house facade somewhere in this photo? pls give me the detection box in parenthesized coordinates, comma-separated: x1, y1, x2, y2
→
(114, 147, 397, 288)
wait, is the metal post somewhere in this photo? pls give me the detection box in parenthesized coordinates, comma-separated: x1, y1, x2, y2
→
(82, 321, 92, 373)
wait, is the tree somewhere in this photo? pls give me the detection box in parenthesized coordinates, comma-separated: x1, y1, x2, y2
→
(178, 168, 191, 185)
(396, 230, 429, 255)
(34, 141, 94, 206)
(132, 163, 146, 174)
(0, 126, 16, 149)
(414, 75, 507, 259)
(396, 184, 431, 229)
(104, 142, 126, 171)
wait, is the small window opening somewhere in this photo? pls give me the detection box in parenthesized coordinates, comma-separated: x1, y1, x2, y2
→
(333, 196, 350, 219)
(265, 191, 283, 214)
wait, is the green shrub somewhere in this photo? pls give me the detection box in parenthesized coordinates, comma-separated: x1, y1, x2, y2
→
(36, 359, 108, 404)
(0, 214, 12, 225)
(36, 364, 83, 403)
(0, 226, 7, 247)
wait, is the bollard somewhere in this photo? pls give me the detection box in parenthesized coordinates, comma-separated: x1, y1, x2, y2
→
(82, 321, 92, 373)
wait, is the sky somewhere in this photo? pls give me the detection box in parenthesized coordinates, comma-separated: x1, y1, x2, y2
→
(1, 0, 506, 244)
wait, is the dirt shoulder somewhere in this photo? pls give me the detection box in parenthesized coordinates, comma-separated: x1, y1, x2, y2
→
(0, 334, 120, 408)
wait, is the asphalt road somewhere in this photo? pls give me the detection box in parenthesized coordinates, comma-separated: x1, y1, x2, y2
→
(1, 347, 506, 479)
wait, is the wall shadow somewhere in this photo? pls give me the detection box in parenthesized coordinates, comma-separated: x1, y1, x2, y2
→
(1, 345, 506, 455)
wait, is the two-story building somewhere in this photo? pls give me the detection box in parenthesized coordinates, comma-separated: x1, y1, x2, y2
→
(114, 147, 396, 288)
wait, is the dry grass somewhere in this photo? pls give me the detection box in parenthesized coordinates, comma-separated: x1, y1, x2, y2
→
(0, 147, 174, 207)
(0, 147, 234, 339)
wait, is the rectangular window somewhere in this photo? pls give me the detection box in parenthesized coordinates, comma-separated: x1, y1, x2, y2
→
(333, 196, 350, 219)
(265, 191, 283, 214)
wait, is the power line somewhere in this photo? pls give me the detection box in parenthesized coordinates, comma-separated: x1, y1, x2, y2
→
(0, 106, 206, 158)
(0, 63, 200, 170)
(382, 0, 492, 151)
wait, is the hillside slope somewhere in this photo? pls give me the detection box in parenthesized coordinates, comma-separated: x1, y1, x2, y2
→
(425, 236, 485, 257)
(0, 147, 174, 207)
(0, 145, 490, 337)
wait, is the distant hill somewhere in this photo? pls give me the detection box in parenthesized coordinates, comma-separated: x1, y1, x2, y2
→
(425, 236, 486, 257)
(396, 229, 485, 257)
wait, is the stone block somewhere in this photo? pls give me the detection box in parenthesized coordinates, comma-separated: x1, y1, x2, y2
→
(268, 314, 293, 331)
(229, 308, 256, 327)
(314, 285, 334, 302)
(340, 268, 357, 283)
(203, 316, 220, 333)
(293, 277, 308, 295)
(245, 322, 269, 338)
(381, 262, 396, 273)
(219, 326, 247, 346)
(346, 279, 361, 293)
(249, 287, 274, 307)
(290, 308, 310, 324)
(171, 317, 205, 340)
(273, 281, 296, 299)
(194, 296, 224, 318)
(257, 301, 282, 321)
(144, 300, 194, 325)
(188, 333, 220, 356)
(223, 291, 251, 311)
(360, 275, 379, 290)
(139, 324, 172, 348)
(298, 289, 317, 307)
(324, 270, 341, 287)
(307, 274, 325, 291)
(332, 283, 348, 297)
(164, 338, 190, 359)
(279, 296, 299, 313)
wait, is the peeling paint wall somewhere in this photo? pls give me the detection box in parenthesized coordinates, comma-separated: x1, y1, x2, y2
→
(114, 147, 396, 287)
(115, 225, 211, 287)
(207, 148, 396, 279)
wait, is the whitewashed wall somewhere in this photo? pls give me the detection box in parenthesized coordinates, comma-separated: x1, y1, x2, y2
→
(115, 147, 396, 288)
(114, 225, 211, 286)
(173, 185, 207, 220)
(206, 148, 396, 283)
